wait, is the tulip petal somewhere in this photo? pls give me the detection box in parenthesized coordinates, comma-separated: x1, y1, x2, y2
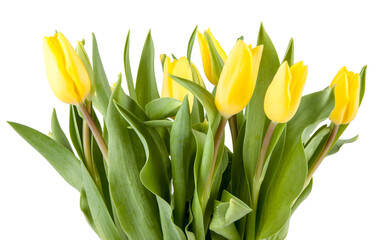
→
(286, 61, 308, 122)
(197, 31, 212, 83)
(215, 40, 254, 118)
(57, 33, 90, 102)
(329, 72, 349, 124)
(264, 62, 292, 123)
(343, 73, 360, 123)
(43, 36, 79, 104)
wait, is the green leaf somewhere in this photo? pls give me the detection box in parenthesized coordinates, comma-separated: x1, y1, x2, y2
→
(328, 135, 358, 156)
(170, 96, 195, 228)
(51, 108, 73, 152)
(69, 105, 84, 160)
(257, 87, 335, 239)
(187, 26, 198, 62)
(81, 162, 120, 240)
(170, 75, 220, 129)
(292, 179, 313, 214)
(204, 31, 224, 84)
(8, 122, 82, 191)
(114, 101, 170, 200)
(107, 80, 163, 239)
(145, 97, 182, 120)
(80, 188, 97, 232)
(115, 96, 185, 239)
(135, 30, 160, 108)
(124, 30, 137, 101)
(359, 65, 367, 105)
(243, 23, 280, 239)
(282, 38, 294, 66)
(191, 97, 205, 124)
(144, 120, 173, 128)
(92, 33, 111, 116)
(304, 125, 330, 161)
(76, 39, 95, 99)
(209, 191, 252, 240)
(191, 130, 208, 240)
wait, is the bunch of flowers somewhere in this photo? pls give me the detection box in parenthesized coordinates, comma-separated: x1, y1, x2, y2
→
(9, 24, 366, 240)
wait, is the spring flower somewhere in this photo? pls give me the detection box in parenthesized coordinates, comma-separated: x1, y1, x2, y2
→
(197, 29, 227, 85)
(329, 67, 360, 125)
(43, 32, 91, 104)
(162, 56, 204, 108)
(215, 40, 263, 118)
(264, 61, 308, 123)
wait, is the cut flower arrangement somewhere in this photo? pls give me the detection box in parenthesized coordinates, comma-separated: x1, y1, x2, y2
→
(9, 24, 366, 240)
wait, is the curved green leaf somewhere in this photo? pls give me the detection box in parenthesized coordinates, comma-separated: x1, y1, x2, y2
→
(8, 122, 82, 191)
(187, 26, 198, 62)
(107, 80, 162, 239)
(92, 33, 111, 116)
(124, 30, 137, 101)
(282, 38, 294, 65)
(170, 75, 219, 128)
(81, 162, 120, 240)
(135, 30, 159, 108)
(51, 108, 73, 152)
(171, 96, 195, 228)
(257, 88, 335, 239)
(115, 99, 186, 239)
(209, 191, 252, 240)
(145, 97, 182, 120)
(243, 23, 280, 239)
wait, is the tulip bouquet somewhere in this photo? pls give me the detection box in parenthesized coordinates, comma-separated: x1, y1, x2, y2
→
(9, 24, 366, 240)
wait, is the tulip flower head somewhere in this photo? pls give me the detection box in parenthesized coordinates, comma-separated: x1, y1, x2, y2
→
(329, 67, 360, 125)
(215, 40, 263, 118)
(197, 29, 227, 85)
(162, 56, 204, 108)
(264, 61, 308, 123)
(43, 32, 91, 104)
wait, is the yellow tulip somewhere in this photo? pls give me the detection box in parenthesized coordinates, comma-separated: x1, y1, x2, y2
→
(43, 32, 91, 104)
(264, 61, 308, 123)
(197, 29, 227, 85)
(162, 56, 204, 108)
(329, 67, 360, 125)
(215, 40, 263, 118)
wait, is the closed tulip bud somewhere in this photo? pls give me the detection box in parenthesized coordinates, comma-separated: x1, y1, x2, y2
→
(162, 56, 203, 108)
(329, 67, 360, 125)
(43, 32, 91, 104)
(197, 29, 227, 85)
(264, 61, 308, 123)
(215, 40, 263, 118)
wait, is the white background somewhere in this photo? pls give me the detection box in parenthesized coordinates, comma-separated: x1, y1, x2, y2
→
(1, 0, 378, 239)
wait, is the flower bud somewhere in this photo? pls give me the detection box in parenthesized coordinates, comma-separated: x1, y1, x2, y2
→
(264, 61, 308, 123)
(162, 56, 203, 108)
(197, 29, 227, 85)
(215, 40, 263, 118)
(43, 32, 91, 104)
(329, 67, 360, 125)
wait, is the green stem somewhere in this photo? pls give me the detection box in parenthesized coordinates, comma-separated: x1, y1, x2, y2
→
(253, 121, 277, 210)
(78, 103, 109, 164)
(82, 102, 94, 178)
(228, 114, 238, 148)
(305, 124, 339, 186)
(202, 117, 228, 210)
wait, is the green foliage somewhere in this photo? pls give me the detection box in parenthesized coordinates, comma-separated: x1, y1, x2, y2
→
(10, 25, 365, 240)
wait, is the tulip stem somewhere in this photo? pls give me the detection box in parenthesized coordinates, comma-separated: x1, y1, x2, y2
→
(228, 115, 238, 148)
(78, 103, 109, 164)
(202, 117, 228, 211)
(305, 124, 339, 186)
(82, 102, 95, 177)
(252, 121, 277, 210)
